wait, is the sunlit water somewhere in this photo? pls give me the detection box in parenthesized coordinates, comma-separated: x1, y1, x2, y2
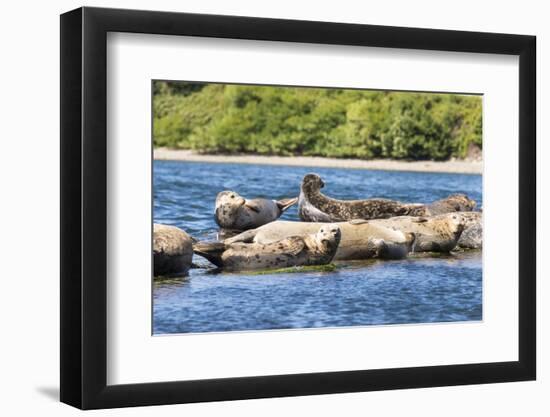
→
(153, 160, 482, 334)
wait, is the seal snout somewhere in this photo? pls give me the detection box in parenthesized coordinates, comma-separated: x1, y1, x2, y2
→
(318, 224, 342, 247)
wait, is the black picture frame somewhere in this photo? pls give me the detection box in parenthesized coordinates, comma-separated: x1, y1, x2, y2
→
(60, 6, 536, 410)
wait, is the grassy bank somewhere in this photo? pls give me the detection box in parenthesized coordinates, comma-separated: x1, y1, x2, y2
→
(153, 81, 482, 161)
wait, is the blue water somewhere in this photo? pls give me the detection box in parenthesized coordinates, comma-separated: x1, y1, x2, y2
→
(153, 160, 482, 334)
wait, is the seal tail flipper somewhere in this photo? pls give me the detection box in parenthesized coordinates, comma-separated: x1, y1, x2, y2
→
(276, 197, 298, 213)
(193, 242, 227, 268)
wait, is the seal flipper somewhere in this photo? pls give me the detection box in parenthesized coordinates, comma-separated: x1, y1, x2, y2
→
(280, 236, 306, 257)
(276, 197, 298, 213)
(193, 242, 227, 268)
(224, 229, 257, 245)
(412, 217, 428, 223)
(348, 219, 369, 225)
(244, 200, 262, 213)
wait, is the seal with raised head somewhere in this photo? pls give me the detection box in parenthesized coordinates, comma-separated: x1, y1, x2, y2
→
(215, 190, 297, 231)
(193, 224, 341, 271)
(298, 173, 476, 222)
(225, 220, 415, 260)
(153, 223, 194, 277)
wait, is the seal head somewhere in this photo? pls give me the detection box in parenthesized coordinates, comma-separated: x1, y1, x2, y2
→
(312, 224, 342, 258)
(215, 191, 246, 228)
(302, 174, 325, 194)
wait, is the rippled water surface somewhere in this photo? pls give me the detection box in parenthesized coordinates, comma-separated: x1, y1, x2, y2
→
(153, 160, 482, 334)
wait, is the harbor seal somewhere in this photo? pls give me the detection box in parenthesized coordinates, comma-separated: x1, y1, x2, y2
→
(455, 211, 482, 249)
(193, 224, 341, 271)
(225, 220, 415, 260)
(153, 223, 194, 276)
(370, 213, 466, 252)
(426, 194, 477, 215)
(215, 190, 297, 231)
(298, 173, 476, 222)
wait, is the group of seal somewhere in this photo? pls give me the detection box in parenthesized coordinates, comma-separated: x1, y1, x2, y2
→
(225, 220, 416, 261)
(154, 172, 482, 275)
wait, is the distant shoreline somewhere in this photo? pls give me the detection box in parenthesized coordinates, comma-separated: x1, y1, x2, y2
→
(153, 148, 482, 175)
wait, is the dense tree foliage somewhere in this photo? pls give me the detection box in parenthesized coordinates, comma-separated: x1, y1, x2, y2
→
(153, 81, 482, 160)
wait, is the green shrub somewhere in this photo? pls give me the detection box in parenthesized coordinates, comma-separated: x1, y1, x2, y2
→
(152, 81, 482, 160)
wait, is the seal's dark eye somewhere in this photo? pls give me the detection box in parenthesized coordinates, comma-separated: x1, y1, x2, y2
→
(231, 195, 235, 199)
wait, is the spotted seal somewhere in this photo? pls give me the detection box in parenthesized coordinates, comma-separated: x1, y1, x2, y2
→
(370, 213, 466, 252)
(215, 190, 297, 231)
(298, 173, 476, 222)
(193, 224, 341, 271)
(153, 223, 194, 276)
(225, 220, 415, 260)
(425, 195, 477, 215)
(454, 211, 482, 249)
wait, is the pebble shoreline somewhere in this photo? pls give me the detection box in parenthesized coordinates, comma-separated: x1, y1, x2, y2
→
(154, 148, 482, 175)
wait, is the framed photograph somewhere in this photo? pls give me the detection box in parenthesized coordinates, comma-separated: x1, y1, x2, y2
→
(60, 6, 536, 409)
